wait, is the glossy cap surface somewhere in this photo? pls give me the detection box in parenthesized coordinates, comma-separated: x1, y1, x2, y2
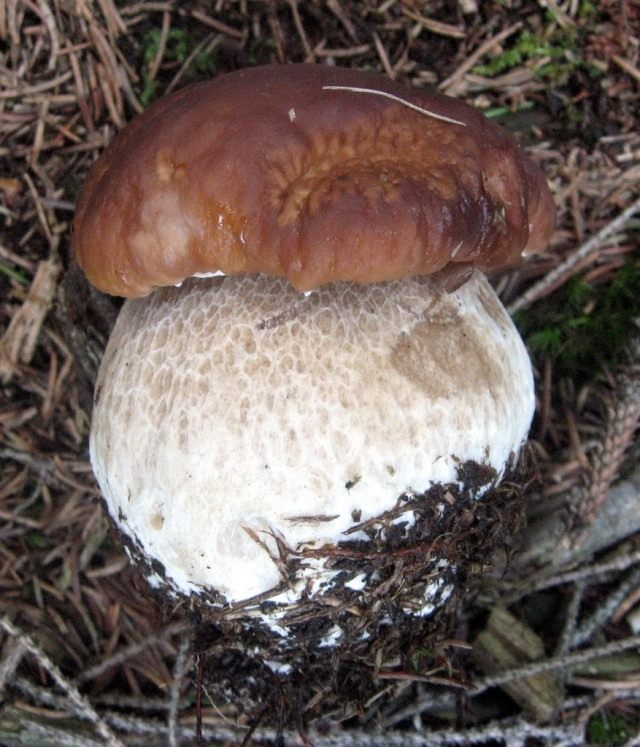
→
(73, 64, 555, 297)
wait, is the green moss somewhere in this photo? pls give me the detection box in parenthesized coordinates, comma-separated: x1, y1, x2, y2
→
(472, 25, 601, 87)
(473, 31, 568, 77)
(25, 531, 54, 551)
(140, 27, 218, 107)
(577, 0, 599, 21)
(484, 100, 534, 120)
(514, 258, 640, 381)
(140, 77, 157, 108)
(0, 261, 29, 285)
(143, 28, 190, 67)
(587, 713, 631, 746)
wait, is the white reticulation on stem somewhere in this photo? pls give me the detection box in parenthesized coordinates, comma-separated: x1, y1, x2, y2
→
(91, 272, 534, 605)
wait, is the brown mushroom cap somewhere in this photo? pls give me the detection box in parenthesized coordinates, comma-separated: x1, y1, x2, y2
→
(73, 64, 555, 297)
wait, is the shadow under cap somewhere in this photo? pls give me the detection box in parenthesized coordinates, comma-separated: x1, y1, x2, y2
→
(73, 64, 555, 298)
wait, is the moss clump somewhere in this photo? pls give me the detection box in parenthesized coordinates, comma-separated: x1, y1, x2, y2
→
(140, 28, 218, 106)
(474, 31, 568, 77)
(587, 712, 631, 746)
(472, 28, 601, 85)
(515, 258, 640, 381)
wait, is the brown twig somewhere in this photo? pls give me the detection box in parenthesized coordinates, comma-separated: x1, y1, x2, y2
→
(439, 22, 523, 94)
(0, 616, 125, 747)
(505, 548, 640, 599)
(167, 636, 191, 747)
(572, 567, 640, 647)
(0, 635, 27, 695)
(76, 621, 192, 683)
(509, 196, 640, 315)
(470, 634, 640, 696)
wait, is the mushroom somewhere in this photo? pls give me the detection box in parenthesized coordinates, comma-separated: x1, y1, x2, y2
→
(73, 64, 554, 620)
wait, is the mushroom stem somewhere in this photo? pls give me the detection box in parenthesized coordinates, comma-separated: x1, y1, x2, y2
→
(90, 271, 533, 605)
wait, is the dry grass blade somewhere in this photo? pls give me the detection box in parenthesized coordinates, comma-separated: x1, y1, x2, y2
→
(76, 621, 192, 684)
(401, 8, 466, 39)
(321, 85, 467, 125)
(438, 22, 523, 94)
(0, 617, 125, 747)
(507, 548, 640, 599)
(470, 634, 640, 696)
(0, 635, 27, 695)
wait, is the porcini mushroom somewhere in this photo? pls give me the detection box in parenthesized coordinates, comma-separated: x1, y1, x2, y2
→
(73, 65, 554, 622)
